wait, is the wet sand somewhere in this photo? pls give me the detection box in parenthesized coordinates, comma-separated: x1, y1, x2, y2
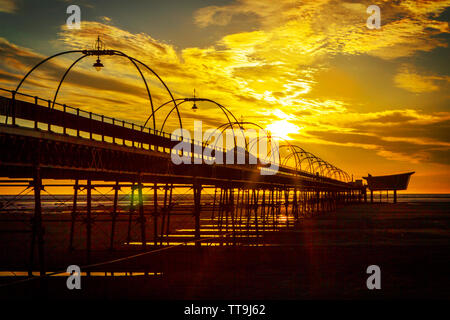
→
(1, 201, 449, 299)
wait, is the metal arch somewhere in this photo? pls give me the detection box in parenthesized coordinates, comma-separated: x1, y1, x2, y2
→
(14, 48, 171, 131)
(160, 100, 198, 132)
(161, 98, 238, 131)
(159, 98, 240, 134)
(120, 54, 181, 131)
(278, 145, 300, 173)
(333, 166, 345, 181)
(15, 50, 84, 93)
(316, 159, 331, 177)
(143, 98, 185, 129)
(50, 54, 88, 109)
(270, 143, 349, 181)
(281, 145, 314, 173)
(340, 169, 351, 182)
(338, 171, 345, 181)
(316, 159, 332, 178)
(113, 51, 157, 130)
(338, 168, 351, 182)
(300, 151, 315, 174)
(153, 99, 186, 134)
(244, 130, 278, 165)
(329, 165, 340, 180)
(283, 149, 314, 174)
(248, 135, 300, 172)
(302, 152, 319, 174)
(12, 43, 354, 184)
(323, 162, 336, 179)
(286, 149, 315, 174)
(279, 144, 315, 173)
(242, 123, 272, 148)
(337, 170, 344, 181)
(308, 155, 328, 177)
(205, 121, 266, 153)
(322, 161, 336, 178)
(50, 51, 158, 129)
(327, 165, 350, 182)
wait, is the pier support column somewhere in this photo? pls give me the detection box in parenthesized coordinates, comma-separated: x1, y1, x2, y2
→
(253, 189, 259, 238)
(293, 188, 298, 221)
(86, 179, 92, 273)
(165, 184, 173, 244)
(394, 190, 397, 204)
(316, 190, 320, 214)
(69, 179, 79, 252)
(231, 188, 236, 245)
(261, 190, 266, 232)
(160, 184, 169, 245)
(126, 182, 136, 244)
(109, 181, 120, 251)
(193, 183, 202, 247)
(370, 190, 373, 203)
(284, 189, 289, 226)
(153, 183, 158, 246)
(30, 167, 45, 277)
(138, 177, 146, 250)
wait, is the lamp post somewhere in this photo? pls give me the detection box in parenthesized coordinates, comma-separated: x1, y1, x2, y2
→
(191, 89, 198, 112)
(92, 36, 104, 71)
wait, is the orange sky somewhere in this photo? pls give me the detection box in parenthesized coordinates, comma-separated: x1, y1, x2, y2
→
(0, 0, 449, 193)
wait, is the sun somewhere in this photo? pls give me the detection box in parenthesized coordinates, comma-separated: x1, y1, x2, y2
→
(266, 120, 301, 140)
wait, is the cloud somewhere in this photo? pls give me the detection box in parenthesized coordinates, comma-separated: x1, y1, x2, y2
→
(0, 36, 172, 122)
(305, 128, 450, 165)
(0, 10, 449, 178)
(299, 108, 450, 165)
(0, 0, 17, 13)
(394, 64, 450, 93)
(194, 0, 303, 28)
(194, 0, 450, 60)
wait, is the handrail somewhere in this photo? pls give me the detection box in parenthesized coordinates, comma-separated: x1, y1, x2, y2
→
(0, 87, 352, 184)
(0, 88, 240, 162)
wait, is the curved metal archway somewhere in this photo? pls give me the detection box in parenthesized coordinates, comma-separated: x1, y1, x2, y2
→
(204, 121, 267, 153)
(15, 48, 179, 131)
(13, 39, 353, 183)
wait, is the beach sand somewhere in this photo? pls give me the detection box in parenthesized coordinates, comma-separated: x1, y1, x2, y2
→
(0, 201, 449, 299)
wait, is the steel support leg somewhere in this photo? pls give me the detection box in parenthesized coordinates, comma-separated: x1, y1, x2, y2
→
(110, 181, 119, 251)
(86, 179, 92, 274)
(193, 183, 202, 247)
(30, 167, 45, 277)
(138, 178, 146, 250)
(69, 179, 79, 252)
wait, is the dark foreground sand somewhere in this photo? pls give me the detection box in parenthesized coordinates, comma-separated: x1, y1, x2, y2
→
(0, 201, 449, 299)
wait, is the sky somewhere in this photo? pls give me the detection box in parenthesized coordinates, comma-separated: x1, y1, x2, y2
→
(0, 0, 449, 193)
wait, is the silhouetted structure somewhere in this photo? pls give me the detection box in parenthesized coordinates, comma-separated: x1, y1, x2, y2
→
(363, 172, 415, 203)
(0, 42, 365, 277)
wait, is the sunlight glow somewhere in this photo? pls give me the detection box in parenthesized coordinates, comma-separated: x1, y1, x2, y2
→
(266, 119, 300, 140)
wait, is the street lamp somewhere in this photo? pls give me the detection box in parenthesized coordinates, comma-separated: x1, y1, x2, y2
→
(92, 36, 104, 71)
(93, 58, 104, 71)
(191, 89, 198, 112)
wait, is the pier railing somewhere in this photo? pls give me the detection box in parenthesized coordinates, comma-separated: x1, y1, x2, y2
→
(0, 87, 349, 184)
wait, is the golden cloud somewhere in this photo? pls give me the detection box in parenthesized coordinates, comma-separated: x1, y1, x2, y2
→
(394, 64, 450, 93)
(0, 0, 448, 180)
(0, 0, 17, 14)
(194, 0, 450, 60)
